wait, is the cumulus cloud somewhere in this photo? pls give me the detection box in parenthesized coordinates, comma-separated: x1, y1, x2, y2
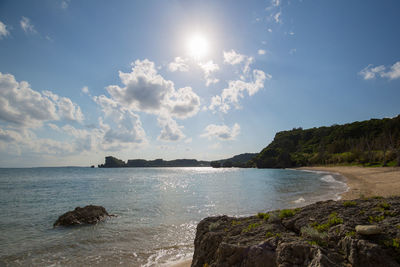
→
(198, 60, 220, 86)
(94, 95, 146, 146)
(359, 61, 400, 80)
(209, 69, 270, 113)
(0, 72, 83, 127)
(0, 21, 10, 39)
(258, 49, 266, 55)
(20, 17, 37, 34)
(289, 48, 297, 54)
(106, 59, 200, 119)
(201, 123, 240, 141)
(0, 73, 57, 126)
(0, 126, 75, 155)
(157, 116, 185, 141)
(42, 90, 84, 123)
(168, 57, 189, 72)
(170, 87, 201, 119)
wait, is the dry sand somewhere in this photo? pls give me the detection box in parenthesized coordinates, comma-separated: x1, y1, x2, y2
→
(299, 166, 400, 200)
(170, 166, 400, 266)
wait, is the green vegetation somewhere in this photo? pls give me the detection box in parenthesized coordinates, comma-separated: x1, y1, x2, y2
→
(312, 212, 343, 232)
(242, 222, 262, 233)
(257, 212, 270, 221)
(254, 115, 400, 168)
(301, 226, 328, 247)
(345, 231, 356, 237)
(369, 215, 385, 223)
(379, 201, 391, 210)
(343, 201, 357, 207)
(231, 220, 242, 226)
(279, 209, 297, 219)
(210, 153, 258, 168)
(265, 231, 281, 239)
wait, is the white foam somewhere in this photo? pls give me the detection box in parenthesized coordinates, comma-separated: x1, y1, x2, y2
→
(294, 197, 305, 203)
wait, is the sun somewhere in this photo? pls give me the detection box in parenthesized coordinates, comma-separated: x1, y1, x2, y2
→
(187, 34, 209, 60)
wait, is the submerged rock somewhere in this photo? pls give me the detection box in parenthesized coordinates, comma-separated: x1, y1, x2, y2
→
(54, 205, 110, 227)
(191, 197, 400, 267)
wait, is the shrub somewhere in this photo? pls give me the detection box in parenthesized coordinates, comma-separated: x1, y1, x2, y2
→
(343, 201, 357, 207)
(279, 209, 296, 219)
(312, 212, 343, 232)
(257, 212, 270, 221)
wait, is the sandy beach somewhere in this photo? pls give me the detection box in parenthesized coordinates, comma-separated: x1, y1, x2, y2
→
(299, 166, 400, 200)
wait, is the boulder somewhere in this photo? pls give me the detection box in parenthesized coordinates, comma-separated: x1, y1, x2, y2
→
(355, 225, 382, 235)
(54, 205, 110, 227)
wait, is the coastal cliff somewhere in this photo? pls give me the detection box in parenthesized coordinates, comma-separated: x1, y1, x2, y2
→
(191, 197, 400, 267)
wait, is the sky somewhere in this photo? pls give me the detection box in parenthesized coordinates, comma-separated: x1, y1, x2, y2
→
(0, 0, 399, 167)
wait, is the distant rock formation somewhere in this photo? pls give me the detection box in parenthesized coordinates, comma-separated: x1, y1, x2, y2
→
(191, 197, 400, 267)
(98, 156, 210, 168)
(54, 205, 110, 227)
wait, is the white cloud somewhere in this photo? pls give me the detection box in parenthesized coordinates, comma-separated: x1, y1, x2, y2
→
(267, 28, 272, 33)
(288, 31, 295, 36)
(258, 49, 266, 55)
(0, 21, 10, 39)
(223, 49, 254, 75)
(223, 49, 246, 65)
(20, 17, 37, 34)
(157, 116, 185, 141)
(170, 86, 201, 119)
(82, 86, 89, 94)
(94, 95, 147, 146)
(0, 73, 83, 127)
(209, 69, 269, 113)
(381, 61, 400, 80)
(359, 61, 400, 80)
(201, 123, 240, 141)
(168, 57, 189, 72)
(42, 90, 84, 123)
(289, 48, 297, 54)
(0, 72, 85, 127)
(198, 60, 220, 86)
(274, 12, 282, 23)
(106, 59, 200, 121)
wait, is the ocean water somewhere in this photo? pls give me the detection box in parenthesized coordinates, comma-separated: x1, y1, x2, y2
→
(0, 167, 347, 266)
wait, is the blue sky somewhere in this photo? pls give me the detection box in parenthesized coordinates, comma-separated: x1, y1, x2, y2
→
(0, 0, 399, 167)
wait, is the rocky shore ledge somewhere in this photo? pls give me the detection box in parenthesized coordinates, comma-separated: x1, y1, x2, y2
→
(191, 197, 400, 267)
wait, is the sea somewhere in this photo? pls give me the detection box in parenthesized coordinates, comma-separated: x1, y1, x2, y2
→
(0, 167, 348, 266)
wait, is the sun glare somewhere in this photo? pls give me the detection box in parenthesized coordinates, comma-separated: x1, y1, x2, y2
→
(187, 34, 209, 60)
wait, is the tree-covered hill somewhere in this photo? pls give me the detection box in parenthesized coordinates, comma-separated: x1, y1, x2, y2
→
(254, 115, 400, 168)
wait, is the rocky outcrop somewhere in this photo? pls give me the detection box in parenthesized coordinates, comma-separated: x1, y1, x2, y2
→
(54, 205, 110, 227)
(192, 197, 400, 267)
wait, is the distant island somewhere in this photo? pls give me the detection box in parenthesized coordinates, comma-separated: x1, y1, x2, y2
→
(98, 153, 259, 168)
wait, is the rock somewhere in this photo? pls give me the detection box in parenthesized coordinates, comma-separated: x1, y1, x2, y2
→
(54, 205, 110, 227)
(355, 225, 382, 235)
(191, 196, 400, 267)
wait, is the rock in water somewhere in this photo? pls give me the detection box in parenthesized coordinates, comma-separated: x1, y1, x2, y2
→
(355, 225, 382, 235)
(54, 205, 110, 227)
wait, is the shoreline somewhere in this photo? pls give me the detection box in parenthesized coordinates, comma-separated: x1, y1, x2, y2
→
(169, 166, 400, 267)
(298, 166, 400, 200)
